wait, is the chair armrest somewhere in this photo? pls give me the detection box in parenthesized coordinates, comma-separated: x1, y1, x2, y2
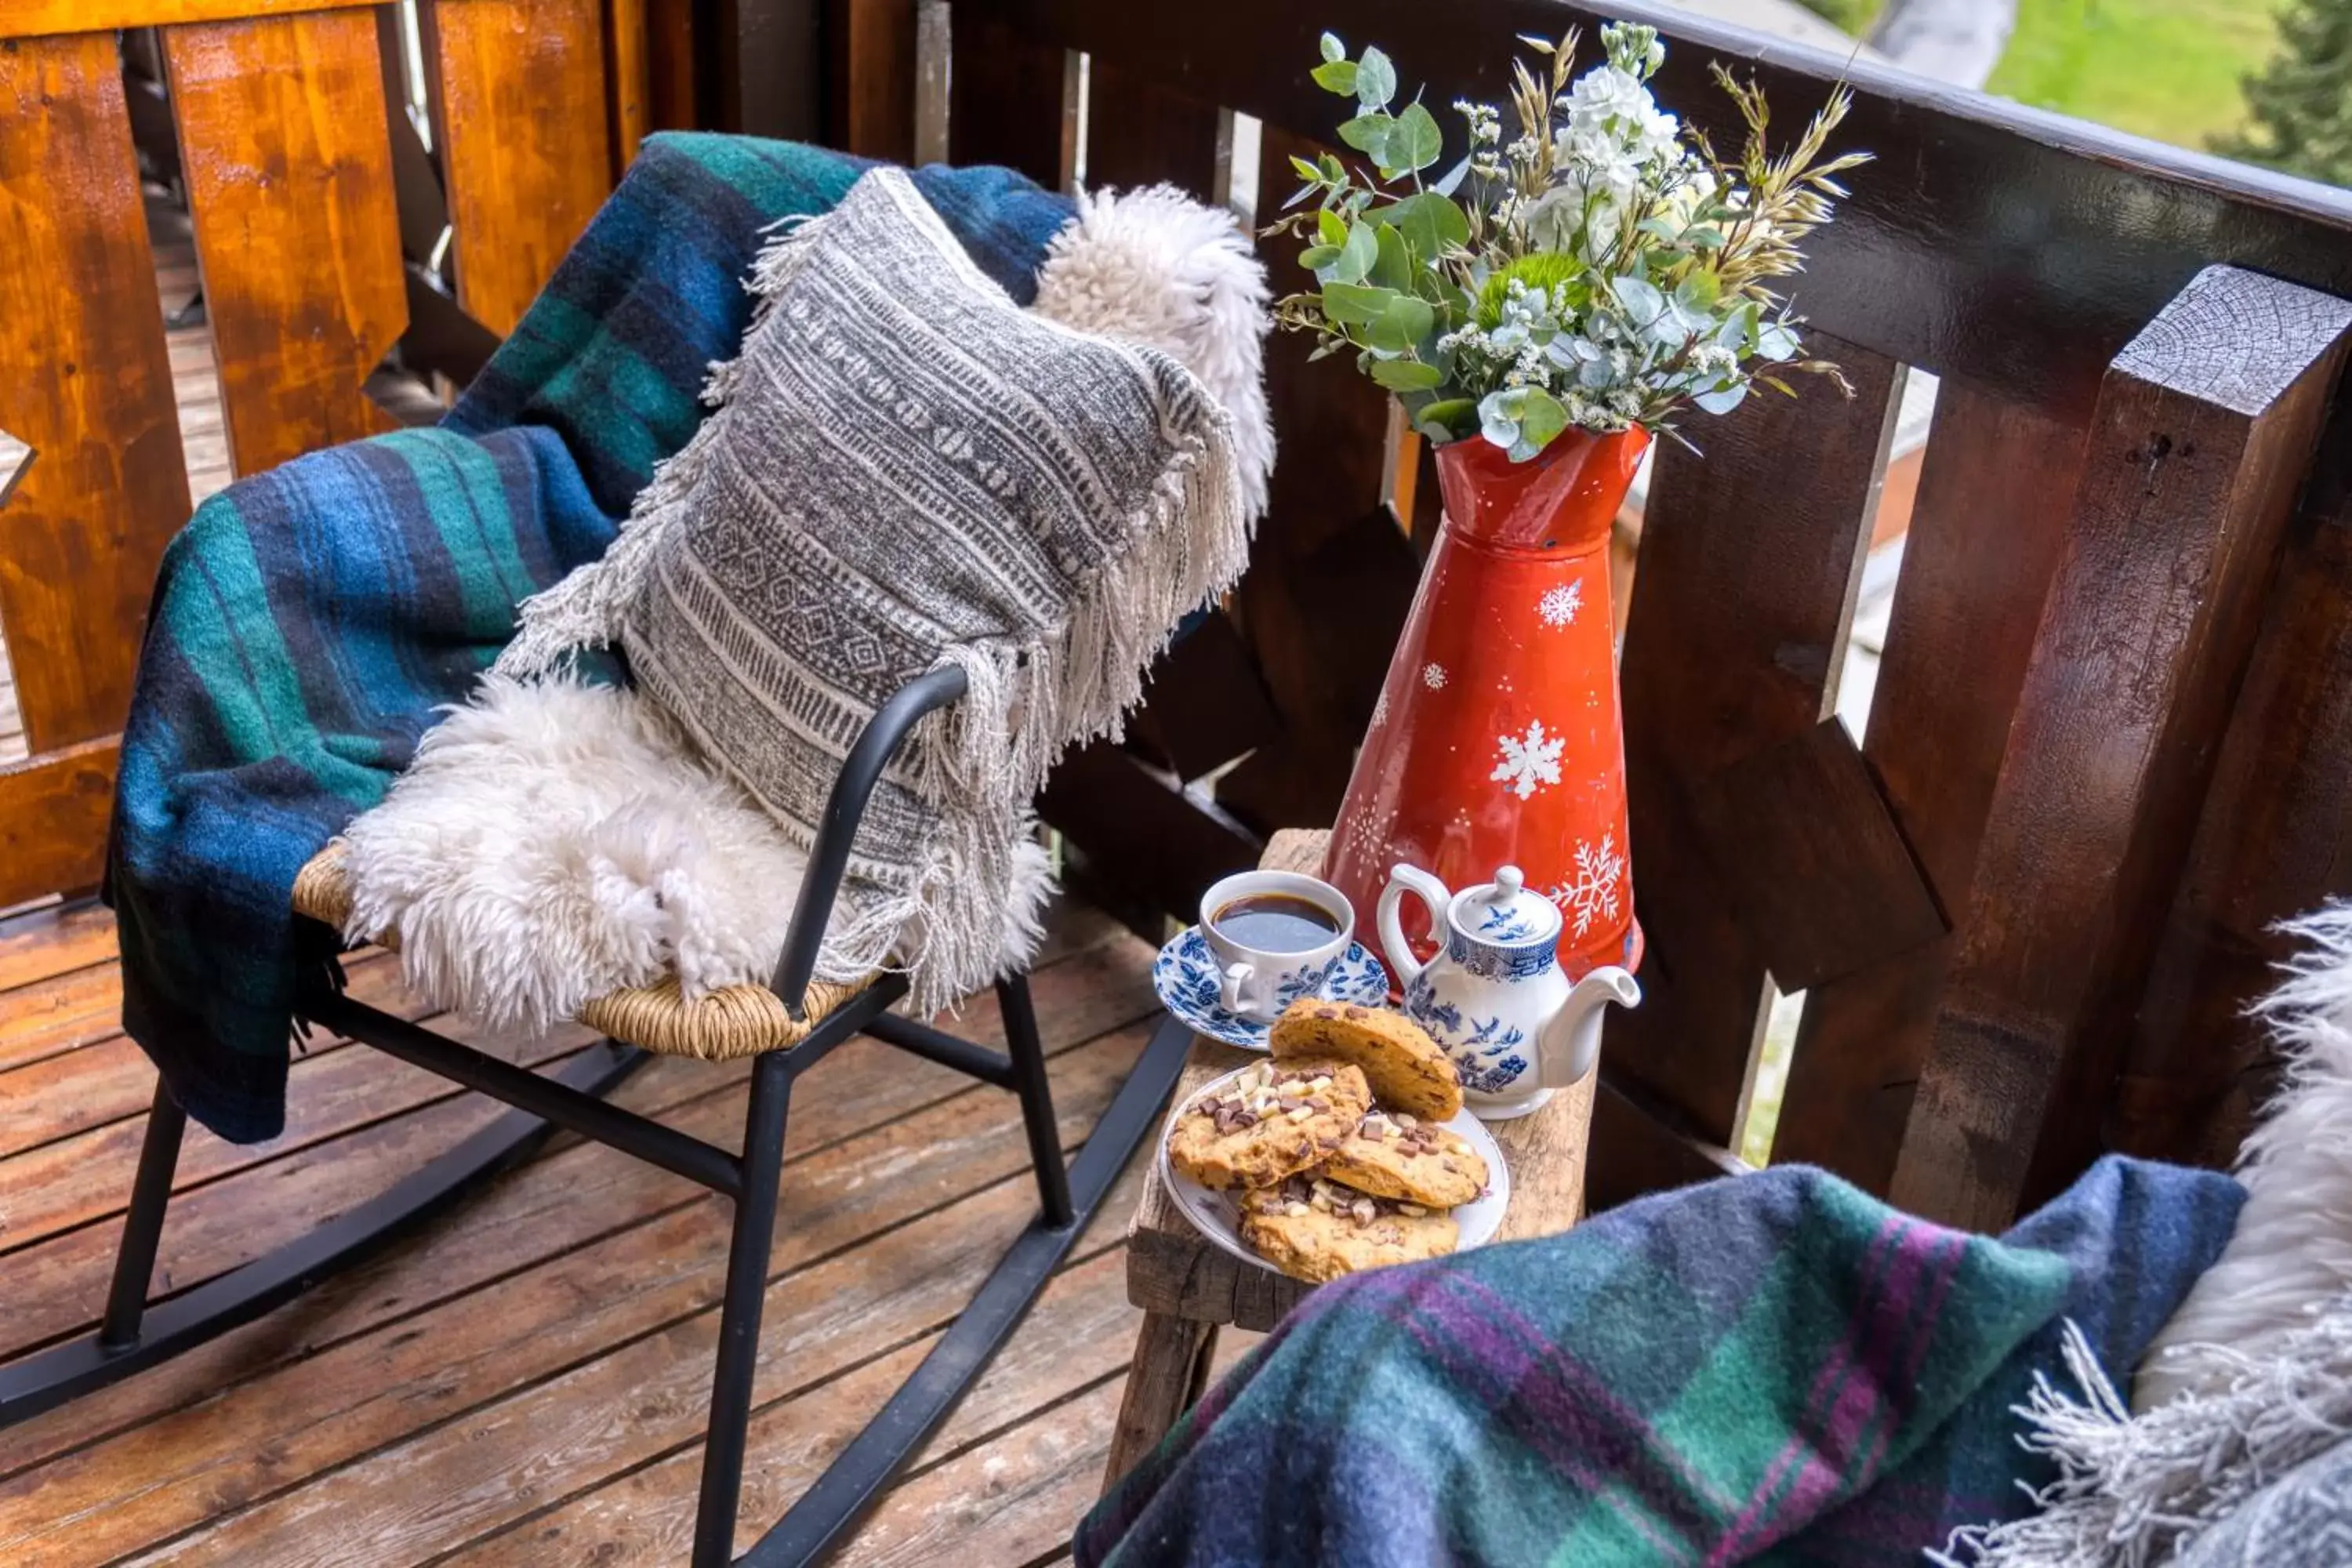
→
(768, 663, 971, 1011)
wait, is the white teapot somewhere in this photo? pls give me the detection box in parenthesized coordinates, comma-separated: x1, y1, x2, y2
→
(1377, 862, 1640, 1120)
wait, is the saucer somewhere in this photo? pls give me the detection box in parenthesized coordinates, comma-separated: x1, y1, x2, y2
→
(1152, 925, 1389, 1050)
(1156, 1064, 1511, 1269)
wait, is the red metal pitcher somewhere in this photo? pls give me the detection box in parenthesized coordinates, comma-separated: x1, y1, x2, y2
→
(1323, 425, 1648, 979)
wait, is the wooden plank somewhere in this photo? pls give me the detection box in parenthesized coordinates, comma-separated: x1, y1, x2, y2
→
(1084, 59, 1220, 199)
(107, 1065, 1138, 1565)
(605, 0, 651, 171)
(0, 742, 117, 909)
(1124, 829, 1597, 1331)
(828, 0, 917, 163)
(433, 1172, 1154, 1564)
(164, 10, 408, 478)
(1213, 126, 1411, 833)
(1127, 609, 1284, 785)
(1100, 1308, 1216, 1492)
(1691, 717, 1947, 995)
(0, 38, 189, 755)
(0, 1033, 1145, 1563)
(426, 0, 613, 337)
(1582, 1068, 1746, 1215)
(1040, 742, 1263, 921)
(0, 900, 115, 996)
(1773, 382, 2084, 1189)
(1890, 266, 2352, 1232)
(946, 6, 1073, 188)
(0, 922, 1151, 1465)
(1609, 335, 1902, 1152)
(0, 0, 377, 40)
(2118, 461, 2352, 1168)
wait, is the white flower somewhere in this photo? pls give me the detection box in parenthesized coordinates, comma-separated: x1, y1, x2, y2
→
(1490, 720, 1565, 800)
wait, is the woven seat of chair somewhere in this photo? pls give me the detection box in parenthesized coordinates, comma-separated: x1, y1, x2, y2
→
(289, 844, 868, 1059)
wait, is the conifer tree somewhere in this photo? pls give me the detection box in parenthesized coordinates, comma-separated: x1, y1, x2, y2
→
(2216, 0, 2352, 187)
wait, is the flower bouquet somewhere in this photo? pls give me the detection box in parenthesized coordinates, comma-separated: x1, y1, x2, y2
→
(1304, 23, 1867, 983)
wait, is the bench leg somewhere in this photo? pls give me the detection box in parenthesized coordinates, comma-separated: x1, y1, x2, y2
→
(694, 1048, 793, 1568)
(1101, 1311, 1220, 1495)
(100, 1080, 188, 1349)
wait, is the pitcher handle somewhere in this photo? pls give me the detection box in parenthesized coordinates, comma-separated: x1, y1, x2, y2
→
(1377, 863, 1452, 987)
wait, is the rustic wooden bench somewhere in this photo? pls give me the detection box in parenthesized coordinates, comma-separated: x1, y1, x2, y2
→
(1101, 826, 1607, 1487)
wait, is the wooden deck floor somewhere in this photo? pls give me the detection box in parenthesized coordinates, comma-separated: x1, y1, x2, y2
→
(0, 895, 1220, 1565)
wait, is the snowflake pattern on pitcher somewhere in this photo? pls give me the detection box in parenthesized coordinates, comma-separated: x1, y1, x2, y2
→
(1369, 687, 1390, 729)
(1422, 662, 1448, 690)
(1491, 720, 1565, 800)
(1537, 581, 1582, 627)
(1547, 832, 1627, 938)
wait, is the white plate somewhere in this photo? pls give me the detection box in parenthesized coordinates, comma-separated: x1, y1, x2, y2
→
(1156, 1063, 1512, 1275)
(1151, 925, 1389, 1051)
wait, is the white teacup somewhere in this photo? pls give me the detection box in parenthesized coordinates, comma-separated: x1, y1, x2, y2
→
(1199, 870, 1356, 1023)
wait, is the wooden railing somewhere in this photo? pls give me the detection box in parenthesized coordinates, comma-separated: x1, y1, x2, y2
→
(942, 0, 2352, 1229)
(0, 0, 626, 909)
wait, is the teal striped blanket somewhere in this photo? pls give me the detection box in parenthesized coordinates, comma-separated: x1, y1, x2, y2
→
(106, 135, 1073, 1142)
(1079, 1156, 2241, 1567)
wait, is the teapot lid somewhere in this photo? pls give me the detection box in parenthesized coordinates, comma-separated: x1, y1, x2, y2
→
(1452, 865, 1561, 948)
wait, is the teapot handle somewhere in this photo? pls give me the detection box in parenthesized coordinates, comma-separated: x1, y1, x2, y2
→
(1377, 863, 1452, 987)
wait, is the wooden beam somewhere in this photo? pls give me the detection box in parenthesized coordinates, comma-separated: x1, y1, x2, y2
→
(0, 0, 376, 41)
(1891, 265, 2352, 1231)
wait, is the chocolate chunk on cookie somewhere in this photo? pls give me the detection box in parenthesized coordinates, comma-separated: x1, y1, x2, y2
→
(1269, 1000, 1462, 1121)
(1165, 1058, 1371, 1191)
(1324, 1109, 1487, 1208)
(1238, 1173, 1459, 1283)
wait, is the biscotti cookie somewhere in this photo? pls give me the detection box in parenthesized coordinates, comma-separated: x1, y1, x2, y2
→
(1165, 1058, 1371, 1191)
(1269, 1000, 1463, 1122)
(1323, 1109, 1487, 1208)
(1238, 1173, 1459, 1283)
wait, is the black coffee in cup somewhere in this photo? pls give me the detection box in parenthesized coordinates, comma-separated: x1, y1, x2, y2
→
(1212, 894, 1341, 953)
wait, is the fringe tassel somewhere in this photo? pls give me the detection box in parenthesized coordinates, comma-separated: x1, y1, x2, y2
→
(1935, 1296, 2352, 1567)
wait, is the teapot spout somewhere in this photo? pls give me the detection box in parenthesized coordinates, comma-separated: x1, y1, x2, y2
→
(1537, 967, 1642, 1090)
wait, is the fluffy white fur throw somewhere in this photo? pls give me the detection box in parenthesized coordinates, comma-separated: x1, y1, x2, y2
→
(1931, 902, 2352, 1565)
(339, 185, 1271, 1035)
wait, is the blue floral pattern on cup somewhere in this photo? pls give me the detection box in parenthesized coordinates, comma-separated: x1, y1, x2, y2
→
(1153, 927, 1389, 1050)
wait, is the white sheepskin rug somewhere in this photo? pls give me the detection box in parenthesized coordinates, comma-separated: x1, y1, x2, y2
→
(338, 184, 1272, 1035)
(1933, 902, 2352, 1566)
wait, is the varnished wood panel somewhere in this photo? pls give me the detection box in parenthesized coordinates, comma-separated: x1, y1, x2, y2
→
(605, 0, 652, 170)
(946, 6, 1073, 188)
(829, 0, 917, 163)
(1610, 336, 1902, 1148)
(1084, 60, 1219, 199)
(1891, 267, 2352, 1231)
(0, 741, 116, 909)
(0, 0, 376, 41)
(426, 0, 614, 336)
(1773, 383, 2085, 1189)
(165, 10, 408, 478)
(0, 35, 190, 755)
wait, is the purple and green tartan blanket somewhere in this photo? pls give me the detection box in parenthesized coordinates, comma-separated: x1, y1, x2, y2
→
(1078, 1156, 2241, 1567)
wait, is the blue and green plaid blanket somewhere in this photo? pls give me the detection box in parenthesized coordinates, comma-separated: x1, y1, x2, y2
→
(1078, 1156, 2241, 1567)
(106, 135, 1073, 1142)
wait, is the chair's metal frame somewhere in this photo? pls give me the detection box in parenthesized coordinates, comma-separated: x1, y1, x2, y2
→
(0, 664, 1192, 1567)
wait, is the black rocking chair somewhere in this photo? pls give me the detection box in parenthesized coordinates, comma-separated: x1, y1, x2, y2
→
(0, 662, 1192, 1566)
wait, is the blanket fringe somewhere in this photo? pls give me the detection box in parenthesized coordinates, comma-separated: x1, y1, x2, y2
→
(1934, 1294, 2352, 1567)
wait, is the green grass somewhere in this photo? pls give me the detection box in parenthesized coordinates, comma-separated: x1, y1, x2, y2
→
(1987, 0, 2280, 149)
(1786, 0, 2278, 153)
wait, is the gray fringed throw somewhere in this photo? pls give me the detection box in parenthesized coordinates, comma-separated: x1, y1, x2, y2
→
(495, 166, 1249, 1013)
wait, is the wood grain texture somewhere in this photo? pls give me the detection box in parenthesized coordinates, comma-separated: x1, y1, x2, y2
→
(605, 0, 651, 171)
(2118, 459, 2352, 1167)
(946, 7, 1073, 188)
(0, 0, 376, 40)
(1583, 1068, 1745, 1214)
(1124, 829, 1594, 1331)
(1610, 335, 1902, 1146)
(1101, 1310, 1218, 1493)
(1691, 717, 1947, 994)
(1773, 382, 2085, 1189)
(0, 36, 189, 757)
(164, 11, 407, 478)
(828, 0, 916, 162)
(1891, 267, 2352, 1231)
(1084, 58, 1221, 200)
(0, 741, 117, 909)
(426, 0, 613, 337)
